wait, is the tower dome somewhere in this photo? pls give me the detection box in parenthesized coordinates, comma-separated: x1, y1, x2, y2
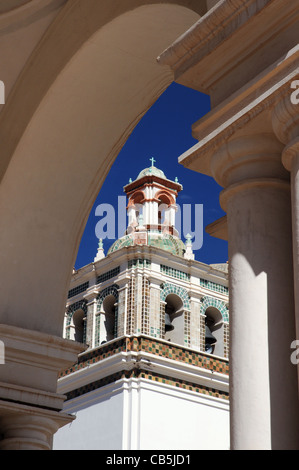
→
(135, 157, 166, 181)
(107, 232, 186, 257)
(137, 165, 166, 180)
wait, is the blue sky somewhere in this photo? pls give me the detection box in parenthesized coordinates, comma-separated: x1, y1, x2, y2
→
(75, 83, 228, 269)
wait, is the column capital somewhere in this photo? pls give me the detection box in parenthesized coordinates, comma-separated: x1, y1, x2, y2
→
(0, 403, 74, 450)
(0, 323, 85, 393)
(272, 92, 299, 145)
(282, 137, 299, 171)
(211, 133, 287, 189)
(0, 323, 85, 447)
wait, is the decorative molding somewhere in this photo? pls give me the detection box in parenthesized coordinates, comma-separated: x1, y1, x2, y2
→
(282, 138, 299, 171)
(160, 282, 190, 310)
(201, 296, 229, 323)
(177, 47, 299, 176)
(272, 93, 299, 145)
(158, 0, 271, 72)
(58, 335, 229, 402)
(64, 368, 229, 403)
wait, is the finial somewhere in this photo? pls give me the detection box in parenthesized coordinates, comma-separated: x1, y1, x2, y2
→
(185, 234, 193, 246)
(94, 238, 105, 262)
(150, 157, 156, 167)
(129, 178, 132, 183)
(175, 177, 179, 183)
(184, 234, 194, 260)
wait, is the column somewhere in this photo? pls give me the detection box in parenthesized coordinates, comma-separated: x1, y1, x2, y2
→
(0, 410, 71, 451)
(283, 139, 299, 346)
(116, 283, 128, 337)
(272, 94, 299, 347)
(148, 276, 162, 338)
(189, 297, 201, 350)
(0, 323, 85, 450)
(85, 298, 96, 348)
(212, 133, 299, 449)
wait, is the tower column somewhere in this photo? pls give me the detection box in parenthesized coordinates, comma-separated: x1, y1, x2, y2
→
(213, 134, 299, 449)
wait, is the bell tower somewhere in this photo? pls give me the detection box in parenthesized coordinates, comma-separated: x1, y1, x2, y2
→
(54, 161, 230, 451)
(125, 157, 181, 242)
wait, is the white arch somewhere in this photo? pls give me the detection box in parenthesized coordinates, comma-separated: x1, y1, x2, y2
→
(0, 2, 202, 337)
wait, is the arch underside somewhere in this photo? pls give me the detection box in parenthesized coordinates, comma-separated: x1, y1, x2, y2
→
(0, 1, 204, 335)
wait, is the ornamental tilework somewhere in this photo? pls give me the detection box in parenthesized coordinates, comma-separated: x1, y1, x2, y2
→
(160, 300, 165, 339)
(126, 276, 135, 335)
(66, 299, 88, 318)
(141, 276, 150, 335)
(200, 315, 206, 352)
(95, 284, 119, 347)
(108, 235, 134, 254)
(160, 282, 190, 310)
(65, 369, 229, 402)
(117, 288, 126, 337)
(65, 300, 88, 341)
(139, 371, 229, 400)
(147, 234, 185, 257)
(135, 336, 229, 375)
(201, 296, 229, 322)
(60, 336, 229, 401)
(97, 267, 120, 284)
(160, 264, 190, 282)
(128, 258, 151, 269)
(68, 282, 89, 299)
(223, 323, 229, 359)
(97, 285, 119, 309)
(200, 279, 228, 295)
(184, 310, 191, 348)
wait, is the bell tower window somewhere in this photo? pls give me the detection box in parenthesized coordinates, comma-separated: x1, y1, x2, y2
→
(205, 307, 223, 355)
(101, 294, 117, 343)
(72, 309, 85, 343)
(164, 293, 184, 345)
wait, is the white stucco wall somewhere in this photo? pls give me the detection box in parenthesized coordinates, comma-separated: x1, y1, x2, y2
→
(53, 384, 124, 450)
(53, 378, 229, 450)
(137, 381, 229, 450)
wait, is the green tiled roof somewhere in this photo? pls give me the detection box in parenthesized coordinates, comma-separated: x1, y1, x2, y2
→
(147, 234, 185, 257)
(107, 235, 134, 254)
(137, 166, 166, 180)
(107, 233, 185, 257)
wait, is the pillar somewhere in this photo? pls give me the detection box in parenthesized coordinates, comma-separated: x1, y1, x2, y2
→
(272, 94, 299, 348)
(0, 410, 71, 451)
(0, 323, 85, 450)
(212, 133, 299, 449)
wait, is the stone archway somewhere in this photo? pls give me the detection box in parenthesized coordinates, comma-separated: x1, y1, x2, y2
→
(2, 0, 297, 453)
(0, 0, 207, 450)
(0, 1, 204, 336)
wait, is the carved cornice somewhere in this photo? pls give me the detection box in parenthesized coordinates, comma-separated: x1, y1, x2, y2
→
(178, 49, 299, 177)
(158, 0, 271, 73)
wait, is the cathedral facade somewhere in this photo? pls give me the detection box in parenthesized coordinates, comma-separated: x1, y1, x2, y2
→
(53, 163, 230, 450)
